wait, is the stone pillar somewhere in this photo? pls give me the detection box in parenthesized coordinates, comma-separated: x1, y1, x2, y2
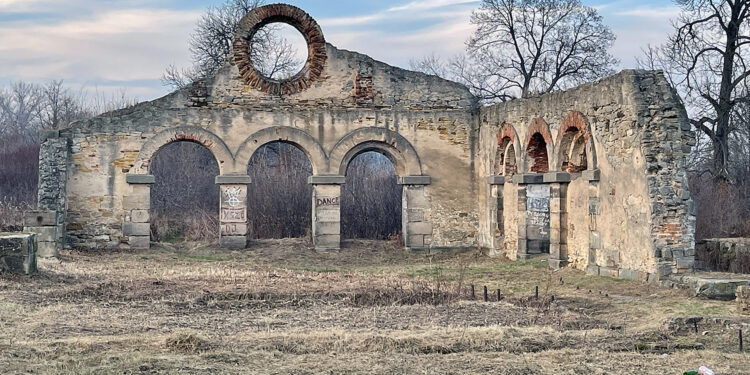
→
(23, 210, 58, 258)
(216, 175, 251, 249)
(399, 175, 432, 251)
(124, 175, 154, 249)
(309, 175, 344, 252)
(583, 170, 601, 275)
(512, 174, 544, 260)
(487, 176, 506, 256)
(37, 130, 69, 250)
(545, 172, 571, 269)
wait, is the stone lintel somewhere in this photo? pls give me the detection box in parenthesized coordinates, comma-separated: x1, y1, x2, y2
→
(512, 174, 544, 185)
(126, 174, 156, 184)
(487, 175, 506, 185)
(543, 172, 572, 183)
(215, 174, 252, 185)
(398, 175, 431, 185)
(582, 169, 601, 182)
(308, 175, 346, 185)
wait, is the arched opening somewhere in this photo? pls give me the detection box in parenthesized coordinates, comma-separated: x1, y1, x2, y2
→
(559, 128, 588, 173)
(526, 133, 549, 174)
(149, 141, 220, 242)
(496, 136, 513, 175)
(249, 22, 309, 81)
(341, 151, 402, 241)
(247, 142, 313, 239)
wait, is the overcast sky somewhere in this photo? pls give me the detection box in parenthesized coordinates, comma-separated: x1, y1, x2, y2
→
(0, 0, 681, 101)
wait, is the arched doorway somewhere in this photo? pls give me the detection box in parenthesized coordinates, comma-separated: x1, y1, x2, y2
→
(247, 142, 313, 239)
(328, 128, 430, 251)
(341, 151, 402, 241)
(149, 141, 220, 243)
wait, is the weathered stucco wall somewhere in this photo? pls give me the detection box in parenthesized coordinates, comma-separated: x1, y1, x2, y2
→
(43, 34, 478, 250)
(35, 4, 695, 282)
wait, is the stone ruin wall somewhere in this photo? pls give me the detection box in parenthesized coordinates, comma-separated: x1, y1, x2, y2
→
(39, 41, 479, 251)
(32, 4, 696, 282)
(477, 70, 696, 281)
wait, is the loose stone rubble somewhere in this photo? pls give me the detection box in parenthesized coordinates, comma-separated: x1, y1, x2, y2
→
(29, 4, 696, 282)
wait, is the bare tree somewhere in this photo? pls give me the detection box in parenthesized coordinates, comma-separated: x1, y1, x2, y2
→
(639, 0, 750, 180)
(163, 0, 305, 90)
(0, 82, 44, 138)
(412, 0, 617, 102)
(41, 80, 91, 130)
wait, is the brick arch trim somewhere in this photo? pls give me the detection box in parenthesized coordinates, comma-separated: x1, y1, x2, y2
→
(330, 127, 423, 177)
(497, 123, 523, 175)
(524, 118, 554, 173)
(132, 126, 234, 175)
(555, 111, 597, 170)
(233, 4, 327, 96)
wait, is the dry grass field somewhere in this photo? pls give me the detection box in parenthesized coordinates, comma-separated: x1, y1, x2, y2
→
(1, 239, 749, 374)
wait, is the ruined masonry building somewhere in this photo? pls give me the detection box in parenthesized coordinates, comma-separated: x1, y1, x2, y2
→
(34, 4, 696, 282)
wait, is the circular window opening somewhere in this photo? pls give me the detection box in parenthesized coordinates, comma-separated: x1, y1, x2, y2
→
(249, 22, 309, 81)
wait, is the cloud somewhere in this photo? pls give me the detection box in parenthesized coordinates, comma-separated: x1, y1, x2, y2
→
(614, 6, 681, 19)
(0, 8, 200, 83)
(319, 0, 478, 28)
(326, 8, 475, 69)
(387, 0, 479, 12)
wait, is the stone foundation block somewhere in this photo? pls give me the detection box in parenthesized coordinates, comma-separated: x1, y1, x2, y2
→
(405, 188, 428, 208)
(24, 226, 56, 242)
(130, 210, 150, 223)
(37, 241, 58, 258)
(220, 236, 247, 249)
(123, 195, 150, 210)
(123, 223, 150, 236)
(406, 235, 425, 249)
(0, 233, 37, 275)
(315, 222, 341, 235)
(129, 236, 150, 249)
(220, 223, 248, 236)
(23, 211, 57, 226)
(315, 235, 340, 251)
(548, 258, 568, 270)
(407, 222, 433, 236)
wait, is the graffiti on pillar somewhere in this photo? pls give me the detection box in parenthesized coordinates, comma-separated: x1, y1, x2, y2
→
(222, 223, 245, 236)
(221, 208, 246, 223)
(316, 196, 340, 207)
(223, 187, 243, 208)
(526, 184, 550, 254)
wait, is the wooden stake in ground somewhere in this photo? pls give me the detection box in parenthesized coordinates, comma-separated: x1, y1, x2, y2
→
(483, 286, 488, 302)
(470, 284, 475, 299)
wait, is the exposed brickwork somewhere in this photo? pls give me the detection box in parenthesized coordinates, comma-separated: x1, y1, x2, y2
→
(498, 123, 516, 144)
(556, 111, 591, 143)
(527, 133, 549, 173)
(232, 4, 327, 96)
